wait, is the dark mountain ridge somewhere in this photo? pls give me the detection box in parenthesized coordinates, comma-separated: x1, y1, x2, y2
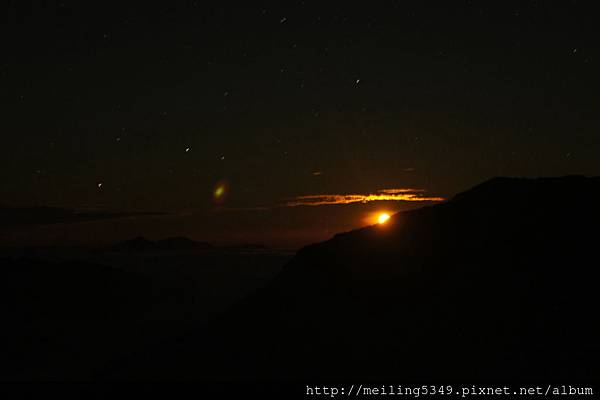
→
(114, 176, 600, 381)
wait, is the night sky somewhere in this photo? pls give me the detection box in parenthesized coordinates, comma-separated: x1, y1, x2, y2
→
(2, 1, 599, 248)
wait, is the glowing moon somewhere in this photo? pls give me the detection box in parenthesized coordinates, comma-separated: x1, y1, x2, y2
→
(378, 213, 391, 224)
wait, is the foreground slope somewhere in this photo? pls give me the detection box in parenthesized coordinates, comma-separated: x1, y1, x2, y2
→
(116, 176, 599, 381)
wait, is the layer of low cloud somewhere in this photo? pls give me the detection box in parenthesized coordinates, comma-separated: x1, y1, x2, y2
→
(0, 206, 165, 229)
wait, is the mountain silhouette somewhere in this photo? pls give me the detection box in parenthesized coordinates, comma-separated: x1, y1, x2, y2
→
(113, 176, 600, 381)
(155, 237, 214, 251)
(0, 258, 156, 380)
(0, 248, 289, 380)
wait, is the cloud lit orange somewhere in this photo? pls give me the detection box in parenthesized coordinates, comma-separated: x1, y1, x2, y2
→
(285, 188, 444, 207)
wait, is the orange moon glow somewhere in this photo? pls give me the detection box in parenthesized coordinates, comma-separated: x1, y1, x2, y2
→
(378, 213, 391, 224)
